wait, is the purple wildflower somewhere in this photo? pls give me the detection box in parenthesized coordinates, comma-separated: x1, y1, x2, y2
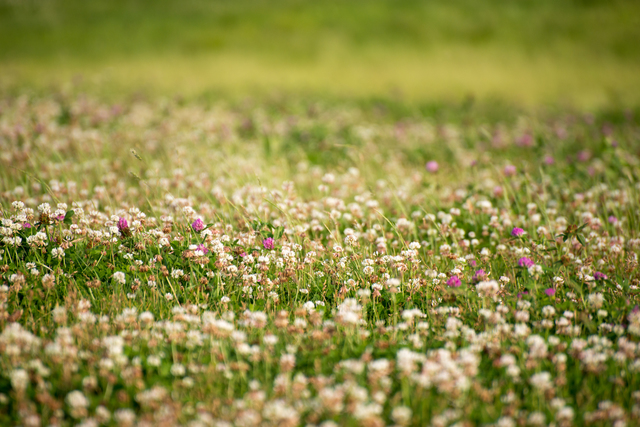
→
(511, 227, 524, 237)
(426, 161, 439, 173)
(191, 218, 205, 232)
(503, 165, 516, 176)
(468, 259, 477, 267)
(594, 271, 608, 281)
(544, 155, 555, 165)
(117, 217, 129, 232)
(577, 150, 591, 162)
(544, 288, 556, 297)
(263, 237, 275, 250)
(56, 215, 65, 221)
(472, 269, 486, 282)
(517, 291, 529, 299)
(446, 275, 461, 288)
(22, 222, 31, 229)
(608, 216, 618, 224)
(516, 133, 533, 147)
(518, 257, 535, 268)
(196, 244, 209, 255)
(117, 217, 131, 238)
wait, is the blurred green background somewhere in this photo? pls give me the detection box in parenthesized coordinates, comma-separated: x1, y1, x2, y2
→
(1, 0, 640, 108)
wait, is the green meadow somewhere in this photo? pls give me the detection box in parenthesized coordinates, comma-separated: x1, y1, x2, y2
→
(2, 2, 640, 426)
(1, 0, 640, 107)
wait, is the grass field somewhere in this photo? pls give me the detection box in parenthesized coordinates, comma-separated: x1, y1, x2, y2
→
(1, 92, 640, 426)
(1, 0, 640, 107)
(2, 1, 640, 426)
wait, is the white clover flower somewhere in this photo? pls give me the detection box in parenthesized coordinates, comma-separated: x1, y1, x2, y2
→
(66, 390, 89, 409)
(51, 247, 65, 259)
(147, 355, 162, 367)
(10, 369, 29, 392)
(38, 203, 51, 214)
(476, 280, 500, 298)
(112, 271, 126, 285)
(391, 406, 412, 426)
(529, 371, 552, 391)
(113, 409, 136, 426)
(588, 292, 605, 309)
(170, 363, 186, 376)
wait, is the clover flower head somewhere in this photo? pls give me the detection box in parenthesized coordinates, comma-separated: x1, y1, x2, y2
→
(511, 227, 524, 237)
(594, 271, 607, 281)
(263, 237, 275, 250)
(446, 275, 461, 288)
(117, 217, 129, 231)
(518, 257, 535, 268)
(191, 218, 205, 232)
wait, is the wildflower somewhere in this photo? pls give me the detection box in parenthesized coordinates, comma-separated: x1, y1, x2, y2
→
(10, 369, 29, 392)
(117, 217, 129, 233)
(504, 165, 517, 176)
(95, 406, 111, 424)
(191, 218, 205, 232)
(517, 257, 534, 268)
(113, 409, 136, 427)
(529, 371, 552, 391)
(66, 390, 89, 419)
(196, 244, 209, 255)
(556, 407, 574, 422)
(391, 406, 412, 425)
(476, 280, 500, 298)
(594, 271, 608, 281)
(587, 292, 604, 309)
(38, 203, 51, 215)
(51, 247, 65, 259)
(170, 363, 186, 376)
(426, 161, 439, 173)
(447, 276, 461, 288)
(41, 274, 55, 290)
(577, 150, 591, 162)
(52, 306, 67, 323)
(345, 234, 358, 246)
(545, 288, 556, 297)
(112, 271, 126, 285)
(511, 227, 524, 237)
(472, 269, 486, 282)
(263, 237, 275, 250)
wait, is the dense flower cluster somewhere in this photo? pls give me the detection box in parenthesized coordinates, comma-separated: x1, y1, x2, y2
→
(0, 95, 639, 426)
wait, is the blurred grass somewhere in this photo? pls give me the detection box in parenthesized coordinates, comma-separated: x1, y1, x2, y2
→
(1, 0, 640, 107)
